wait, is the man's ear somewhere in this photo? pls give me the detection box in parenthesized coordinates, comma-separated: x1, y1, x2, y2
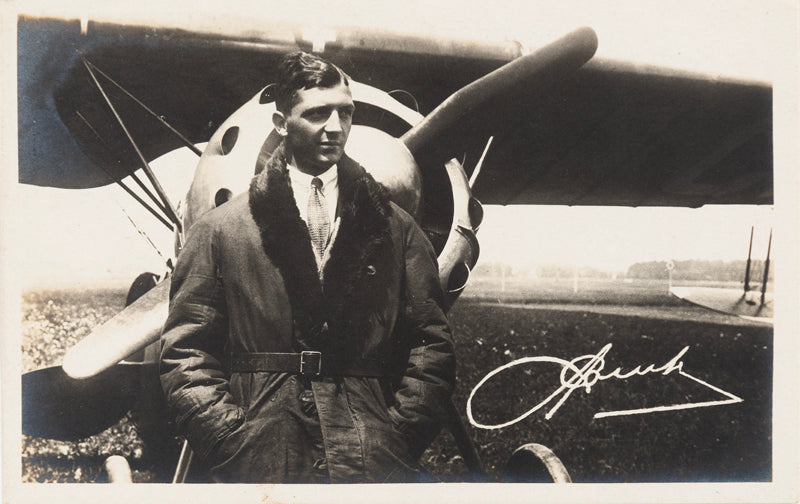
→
(272, 111, 288, 136)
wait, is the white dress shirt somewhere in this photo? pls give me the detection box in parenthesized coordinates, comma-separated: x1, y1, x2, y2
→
(287, 163, 340, 269)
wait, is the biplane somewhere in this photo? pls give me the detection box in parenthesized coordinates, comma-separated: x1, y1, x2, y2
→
(17, 11, 772, 483)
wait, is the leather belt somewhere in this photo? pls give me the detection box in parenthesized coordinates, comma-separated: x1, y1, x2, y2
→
(230, 351, 387, 377)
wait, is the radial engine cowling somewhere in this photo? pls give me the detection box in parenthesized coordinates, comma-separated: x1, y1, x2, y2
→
(183, 80, 481, 310)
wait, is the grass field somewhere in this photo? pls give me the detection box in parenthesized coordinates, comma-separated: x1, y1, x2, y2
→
(20, 278, 773, 483)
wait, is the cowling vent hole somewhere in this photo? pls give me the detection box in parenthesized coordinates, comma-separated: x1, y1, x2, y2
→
(215, 188, 233, 207)
(447, 262, 471, 293)
(220, 126, 239, 155)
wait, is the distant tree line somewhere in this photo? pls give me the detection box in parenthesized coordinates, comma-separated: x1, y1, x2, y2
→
(534, 264, 614, 279)
(471, 259, 775, 282)
(471, 262, 514, 278)
(471, 262, 615, 279)
(626, 259, 774, 282)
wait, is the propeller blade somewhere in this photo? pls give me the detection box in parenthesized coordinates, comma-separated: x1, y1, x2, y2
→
(400, 26, 598, 162)
(22, 363, 148, 440)
(62, 279, 169, 379)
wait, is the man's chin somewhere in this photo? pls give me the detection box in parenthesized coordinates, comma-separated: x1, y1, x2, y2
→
(316, 151, 344, 166)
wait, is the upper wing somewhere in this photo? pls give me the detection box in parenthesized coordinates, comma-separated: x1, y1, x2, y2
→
(469, 58, 772, 207)
(18, 16, 771, 207)
(17, 15, 517, 189)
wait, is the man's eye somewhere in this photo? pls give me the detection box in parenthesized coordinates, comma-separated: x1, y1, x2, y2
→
(307, 111, 328, 121)
(339, 109, 353, 120)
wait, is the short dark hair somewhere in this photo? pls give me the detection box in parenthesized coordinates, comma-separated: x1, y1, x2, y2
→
(274, 51, 350, 113)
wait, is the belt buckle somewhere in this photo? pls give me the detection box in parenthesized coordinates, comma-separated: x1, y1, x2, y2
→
(300, 351, 322, 375)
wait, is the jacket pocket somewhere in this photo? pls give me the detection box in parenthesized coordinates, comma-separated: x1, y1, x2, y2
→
(206, 406, 246, 466)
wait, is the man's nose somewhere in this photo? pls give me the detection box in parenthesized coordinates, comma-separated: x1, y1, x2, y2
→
(323, 111, 342, 133)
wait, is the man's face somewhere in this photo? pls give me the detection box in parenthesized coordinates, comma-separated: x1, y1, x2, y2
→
(274, 82, 355, 175)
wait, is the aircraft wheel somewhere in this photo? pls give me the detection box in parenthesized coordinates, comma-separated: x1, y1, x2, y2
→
(503, 443, 572, 483)
(104, 455, 133, 483)
(126, 272, 160, 306)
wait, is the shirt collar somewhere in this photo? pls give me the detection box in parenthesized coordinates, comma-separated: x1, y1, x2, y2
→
(287, 163, 338, 190)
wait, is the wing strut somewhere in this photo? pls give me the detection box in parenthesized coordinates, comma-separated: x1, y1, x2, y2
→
(77, 138, 176, 230)
(82, 60, 203, 157)
(744, 226, 754, 295)
(82, 58, 185, 233)
(760, 228, 772, 306)
(109, 173, 176, 231)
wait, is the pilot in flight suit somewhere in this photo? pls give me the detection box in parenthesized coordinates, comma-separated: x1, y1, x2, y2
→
(160, 51, 456, 483)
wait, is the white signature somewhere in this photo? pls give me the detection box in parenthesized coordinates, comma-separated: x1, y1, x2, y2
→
(466, 343, 743, 430)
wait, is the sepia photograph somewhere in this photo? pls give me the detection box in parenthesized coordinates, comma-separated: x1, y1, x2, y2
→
(3, 0, 798, 502)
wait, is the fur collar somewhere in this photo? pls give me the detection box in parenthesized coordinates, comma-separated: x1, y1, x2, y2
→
(248, 143, 393, 357)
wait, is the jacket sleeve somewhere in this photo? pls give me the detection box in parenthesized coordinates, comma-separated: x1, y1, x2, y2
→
(159, 217, 243, 461)
(388, 214, 456, 457)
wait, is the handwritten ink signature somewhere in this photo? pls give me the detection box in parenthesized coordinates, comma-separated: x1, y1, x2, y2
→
(466, 343, 743, 430)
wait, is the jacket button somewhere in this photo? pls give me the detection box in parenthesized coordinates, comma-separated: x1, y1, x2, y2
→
(366, 265, 376, 276)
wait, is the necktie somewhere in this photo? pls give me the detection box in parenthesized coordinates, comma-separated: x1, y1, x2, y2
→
(307, 177, 330, 260)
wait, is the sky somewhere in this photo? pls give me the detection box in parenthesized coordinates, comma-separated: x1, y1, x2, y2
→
(2, 0, 796, 289)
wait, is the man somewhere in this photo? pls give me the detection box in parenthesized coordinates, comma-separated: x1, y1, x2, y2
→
(159, 52, 455, 483)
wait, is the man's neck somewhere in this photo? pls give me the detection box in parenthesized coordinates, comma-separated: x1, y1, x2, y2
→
(288, 156, 332, 177)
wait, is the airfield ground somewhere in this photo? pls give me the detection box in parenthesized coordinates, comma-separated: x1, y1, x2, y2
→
(19, 278, 772, 483)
